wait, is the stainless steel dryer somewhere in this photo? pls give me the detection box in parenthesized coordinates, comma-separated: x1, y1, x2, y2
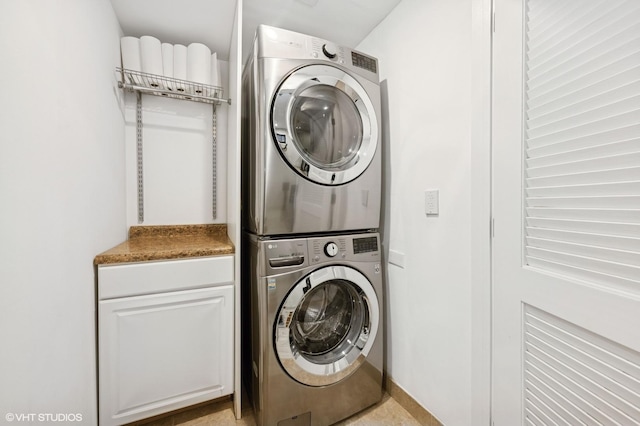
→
(242, 25, 382, 236)
(245, 232, 383, 426)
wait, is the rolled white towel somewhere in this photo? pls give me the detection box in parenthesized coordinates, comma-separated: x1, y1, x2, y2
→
(210, 52, 221, 96)
(173, 44, 188, 91)
(161, 43, 174, 78)
(187, 42, 211, 91)
(140, 35, 163, 86)
(120, 36, 141, 73)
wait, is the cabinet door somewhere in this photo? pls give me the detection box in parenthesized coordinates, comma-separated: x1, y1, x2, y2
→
(99, 285, 233, 426)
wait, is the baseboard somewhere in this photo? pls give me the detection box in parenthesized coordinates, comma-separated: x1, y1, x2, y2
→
(385, 375, 443, 426)
(125, 396, 232, 425)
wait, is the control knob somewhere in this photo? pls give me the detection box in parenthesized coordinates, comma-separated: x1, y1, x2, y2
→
(322, 43, 338, 59)
(324, 242, 339, 257)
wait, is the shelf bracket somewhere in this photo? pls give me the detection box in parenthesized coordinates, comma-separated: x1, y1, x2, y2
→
(212, 103, 218, 220)
(136, 91, 144, 224)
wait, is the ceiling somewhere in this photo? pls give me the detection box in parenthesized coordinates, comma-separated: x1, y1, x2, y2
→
(241, 0, 401, 61)
(110, 0, 401, 62)
(110, 0, 237, 59)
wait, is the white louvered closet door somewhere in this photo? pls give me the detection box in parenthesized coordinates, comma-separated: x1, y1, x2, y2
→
(492, 0, 640, 425)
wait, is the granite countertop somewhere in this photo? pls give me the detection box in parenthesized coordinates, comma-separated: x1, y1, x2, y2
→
(94, 224, 234, 265)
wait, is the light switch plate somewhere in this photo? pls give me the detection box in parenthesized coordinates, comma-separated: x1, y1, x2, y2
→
(425, 190, 439, 215)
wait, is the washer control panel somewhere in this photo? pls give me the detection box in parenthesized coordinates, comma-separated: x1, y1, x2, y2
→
(324, 242, 339, 257)
(353, 236, 379, 254)
(264, 238, 309, 271)
(311, 238, 346, 262)
(262, 234, 380, 267)
(309, 233, 380, 264)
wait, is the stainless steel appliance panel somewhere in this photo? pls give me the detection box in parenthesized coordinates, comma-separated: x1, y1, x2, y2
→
(241, 25, 382, 236)
(245, 232, 383, 426)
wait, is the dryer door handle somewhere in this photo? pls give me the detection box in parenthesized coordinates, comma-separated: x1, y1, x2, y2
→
(269, 256, 305, 268)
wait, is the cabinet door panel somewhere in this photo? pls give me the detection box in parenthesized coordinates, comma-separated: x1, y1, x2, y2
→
(99, 285, 233, 426)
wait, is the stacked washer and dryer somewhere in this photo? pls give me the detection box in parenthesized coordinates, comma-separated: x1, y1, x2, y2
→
(241, 25, 384, 426)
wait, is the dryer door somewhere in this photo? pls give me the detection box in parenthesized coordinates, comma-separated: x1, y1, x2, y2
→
(271, 64, 378, 185)
(274, 265, 379, 387)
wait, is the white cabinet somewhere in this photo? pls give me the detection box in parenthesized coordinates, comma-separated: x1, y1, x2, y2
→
(98, 256, 234, 426)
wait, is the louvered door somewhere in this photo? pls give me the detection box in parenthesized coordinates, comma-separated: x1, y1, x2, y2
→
(492, 0, 640, 424)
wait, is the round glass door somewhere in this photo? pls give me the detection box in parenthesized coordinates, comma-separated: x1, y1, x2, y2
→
(274, 265, 379, 386)
(271, 64, 378, 185)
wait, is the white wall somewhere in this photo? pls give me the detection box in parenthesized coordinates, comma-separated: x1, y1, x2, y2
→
(124, 63, 230, 226)
(0, 1, 125, 424)
(358, 0, 473, 424)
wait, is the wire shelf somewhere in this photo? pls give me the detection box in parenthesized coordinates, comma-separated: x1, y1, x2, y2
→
(117, 68, 230, 105)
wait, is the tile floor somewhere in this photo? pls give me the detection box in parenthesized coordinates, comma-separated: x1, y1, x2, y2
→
(132, 393, 422, 426)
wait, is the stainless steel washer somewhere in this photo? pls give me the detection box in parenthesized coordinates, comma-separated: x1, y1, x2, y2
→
(245, 232, 383, 426)
(242, 25, 382, 236)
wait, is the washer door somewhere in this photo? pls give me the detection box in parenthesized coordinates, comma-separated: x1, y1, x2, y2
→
(274, 265, 379, 386)
(271, 64, 378, 185)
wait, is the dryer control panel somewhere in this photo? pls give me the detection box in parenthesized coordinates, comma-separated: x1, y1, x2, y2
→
(351, 51, 378, 74)
(255, 24, 379, 82)
(311, 38, 346, 63)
